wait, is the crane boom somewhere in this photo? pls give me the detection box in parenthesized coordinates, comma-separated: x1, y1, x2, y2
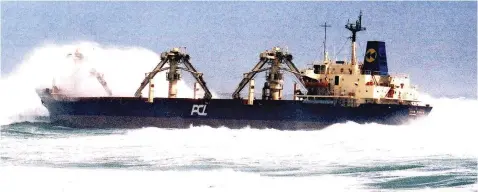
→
(134, 59, 168, 97)
(231, 59, 267, 99)
(89, 69, 113, 96)
(183, 60, 212, 100)
(284, 59, 307, 89)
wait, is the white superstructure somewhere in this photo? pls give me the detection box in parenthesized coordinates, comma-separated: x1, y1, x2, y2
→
(296, 12, 425, 107)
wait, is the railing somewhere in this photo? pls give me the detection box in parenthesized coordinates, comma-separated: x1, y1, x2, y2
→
(296, 95, 357, 107)
(388, 72, 409, 78)
(297, 95, 354, 99)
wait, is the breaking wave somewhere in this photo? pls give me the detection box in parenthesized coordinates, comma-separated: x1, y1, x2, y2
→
(0, 41, 217, 125)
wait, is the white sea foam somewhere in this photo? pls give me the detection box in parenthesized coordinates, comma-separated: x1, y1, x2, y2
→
(1, 120, 476, 191)
(0, 41, 217, 125)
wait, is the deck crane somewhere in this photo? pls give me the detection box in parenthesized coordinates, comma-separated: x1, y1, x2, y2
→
(134, 47, 212, 100)
(231, 47, 307, 100)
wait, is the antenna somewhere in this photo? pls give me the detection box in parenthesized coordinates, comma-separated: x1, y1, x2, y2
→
(320, 22, 332, 61)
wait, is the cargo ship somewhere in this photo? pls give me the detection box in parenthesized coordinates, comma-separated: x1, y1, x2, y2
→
(37, 12, 433, 130)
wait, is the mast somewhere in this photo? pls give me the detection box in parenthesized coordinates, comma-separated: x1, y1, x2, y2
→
(320, 22, 331, 61)
(345, 11, 366, 65)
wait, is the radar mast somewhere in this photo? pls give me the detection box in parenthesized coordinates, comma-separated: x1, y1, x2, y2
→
(345, 11, 366, 65)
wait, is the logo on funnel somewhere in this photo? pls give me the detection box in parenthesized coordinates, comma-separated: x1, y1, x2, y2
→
(365, 48, 377, 63)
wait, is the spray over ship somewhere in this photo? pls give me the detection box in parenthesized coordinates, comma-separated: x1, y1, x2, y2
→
(37, 12, 432, 129)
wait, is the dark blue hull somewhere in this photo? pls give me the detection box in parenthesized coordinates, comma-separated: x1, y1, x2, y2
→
(38, 92, 433, 130)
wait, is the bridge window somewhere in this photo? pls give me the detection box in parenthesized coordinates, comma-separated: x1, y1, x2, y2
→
(313, 65, 326, 74)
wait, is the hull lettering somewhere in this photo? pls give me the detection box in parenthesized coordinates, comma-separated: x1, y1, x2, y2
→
(191, 104, 208, 116)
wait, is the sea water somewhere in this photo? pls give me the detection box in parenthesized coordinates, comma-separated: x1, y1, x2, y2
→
(1, 42, 476, 192)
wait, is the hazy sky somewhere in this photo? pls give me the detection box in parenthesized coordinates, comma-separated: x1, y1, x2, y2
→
(1, 1, 476, 98)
